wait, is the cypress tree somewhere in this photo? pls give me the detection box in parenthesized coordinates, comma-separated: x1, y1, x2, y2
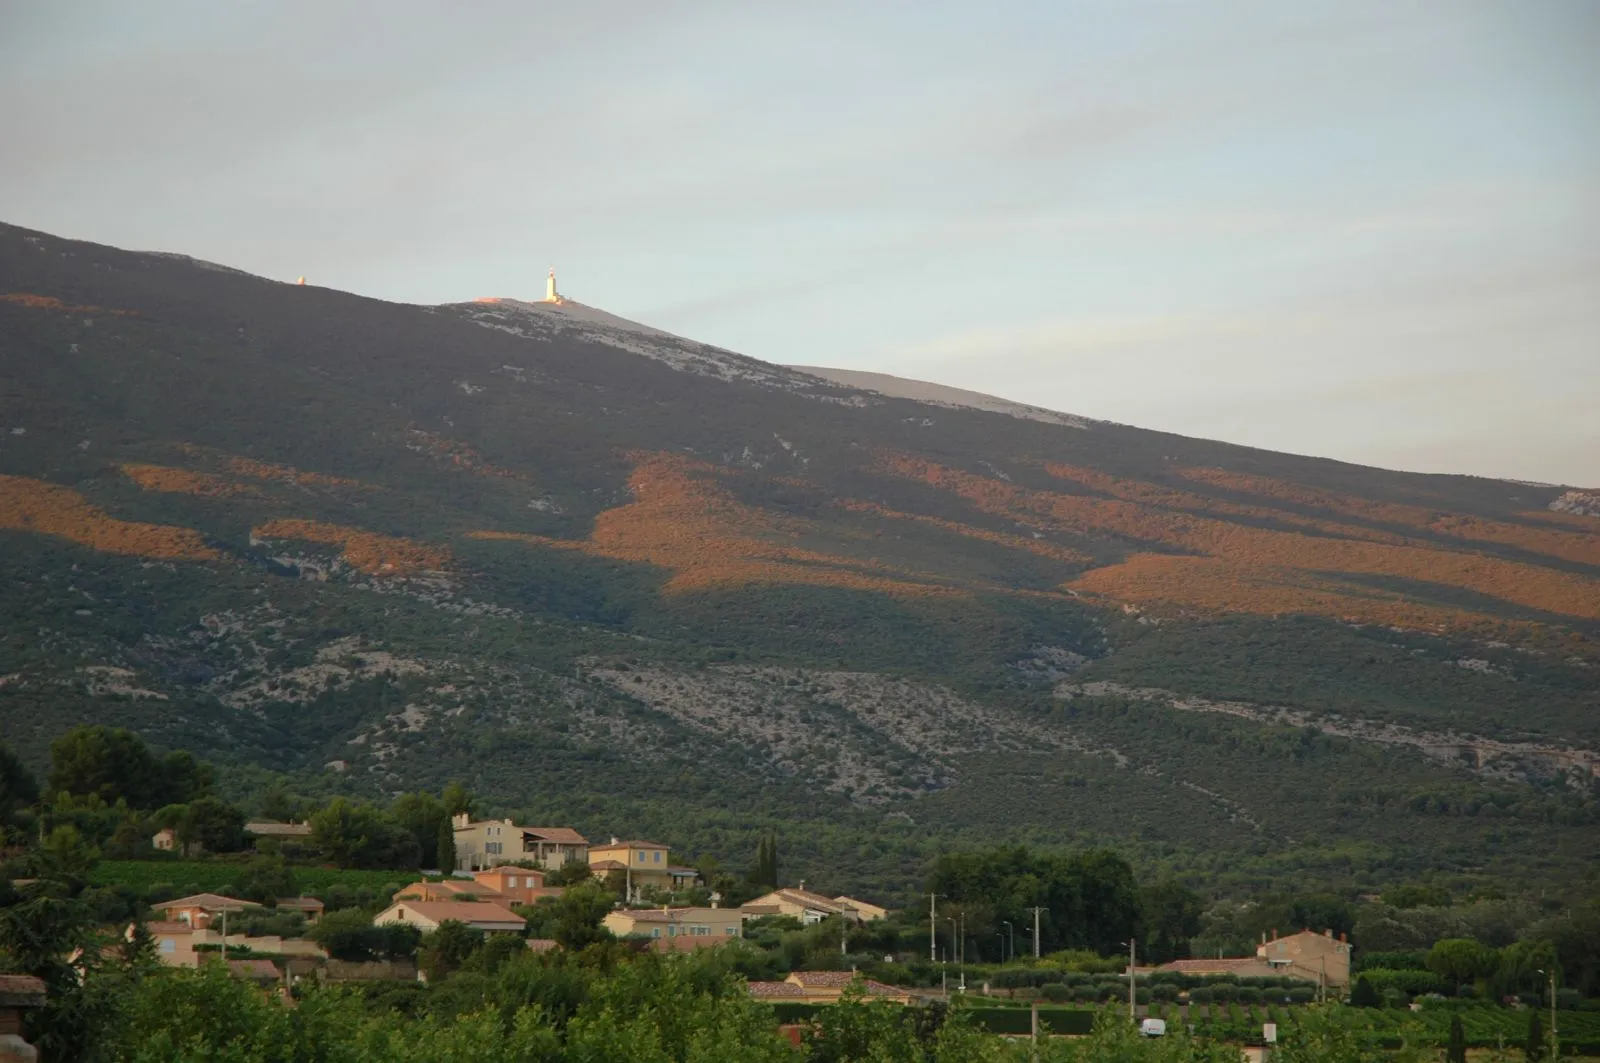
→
(436, 818, 456, 873)
(1349, 975, 1380, 1008)
(1447, 1014, 1467, 1063)
(1525, 1008, 1545, 1061)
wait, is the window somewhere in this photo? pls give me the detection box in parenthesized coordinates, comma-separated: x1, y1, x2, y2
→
(637, 852, 645, 863)
(160, 939, 176, 953)
(651, 928, 660, 938)
(507, 876, 517, 887)
(653, 852, 661, 863)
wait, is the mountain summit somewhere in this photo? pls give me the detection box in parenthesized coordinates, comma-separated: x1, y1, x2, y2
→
(1, 221, 1595, 894)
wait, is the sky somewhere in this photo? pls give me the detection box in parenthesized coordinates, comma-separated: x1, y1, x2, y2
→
(3, 1, 1597, 486)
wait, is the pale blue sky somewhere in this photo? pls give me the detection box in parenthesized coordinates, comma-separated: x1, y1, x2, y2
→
(3, 1, 1597, 484)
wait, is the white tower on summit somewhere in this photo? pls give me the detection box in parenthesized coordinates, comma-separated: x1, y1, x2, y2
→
(543, 267, 562, 304)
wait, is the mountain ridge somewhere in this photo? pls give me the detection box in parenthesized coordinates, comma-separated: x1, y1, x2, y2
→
(2, 219, 1596, 898)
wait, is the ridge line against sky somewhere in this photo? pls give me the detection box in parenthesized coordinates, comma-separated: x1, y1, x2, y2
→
(2, 0, 1596, 486)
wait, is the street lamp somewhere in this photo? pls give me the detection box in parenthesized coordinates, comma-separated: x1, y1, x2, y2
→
(1538, 969, 1559, 1058)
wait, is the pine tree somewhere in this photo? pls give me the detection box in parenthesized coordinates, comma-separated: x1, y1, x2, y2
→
(748, 834, 779, 888)
(436, 818, 456, 873)
(1525, 1008, 1545, 1061)
(1447, 1014, 1467, 1063)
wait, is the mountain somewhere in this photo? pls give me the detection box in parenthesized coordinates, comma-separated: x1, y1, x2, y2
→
(1, 221, 1596, 898)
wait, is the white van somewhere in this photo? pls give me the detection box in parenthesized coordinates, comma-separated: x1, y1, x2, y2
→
(1140, 1018, 1167, 1038)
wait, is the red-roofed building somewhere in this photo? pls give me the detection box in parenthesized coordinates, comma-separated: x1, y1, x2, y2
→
(748, 971, 910, 1004)
(372, 900, 526, 934)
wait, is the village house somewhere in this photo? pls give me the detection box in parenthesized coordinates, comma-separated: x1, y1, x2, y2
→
(244, 821, 314, 842)
(139, 921, 327, 969)
(1155, 929, 1351, 989)
(451, 814, 587, 872)
(586, 838, 678, 896)
(392, 879, 506, 904)
(372, 900, 526, 934)
(602, 905, 742, 948)
(273, 896, 326, 923)
(740, 885, 880, 925)
(832, 896, 889, 921)
(156, 893, 260, 929)
(746, 971, 910, 1004)
(470, 866, 564, 905)
(0, 974, 46, 1063)
(1259, 928, 1351, 988)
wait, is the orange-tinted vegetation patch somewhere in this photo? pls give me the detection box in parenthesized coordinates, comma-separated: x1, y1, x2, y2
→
(1, 292, 134, 316)
(1067, 554, 1508, 633)
(1043, 463, 1407, 545)
(469, 454, 957, 597)
(1178, 467, 1600, 567)
(226, 457, 365, 490)
(254, 519, 448, 575)
(0, 475, 221, 561)
(121, 464, 259, 498)
(879, 453, 1600, 626)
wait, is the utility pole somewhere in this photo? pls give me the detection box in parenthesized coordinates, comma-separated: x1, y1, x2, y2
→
(1029, 907, 1045, 959)
(928, 893, 939, 965)
(947, 918, 959, 993)
(1127, 938, 1137, 1022)
(840, 915, 848, 956)
(1543, 968, 1559, 1058)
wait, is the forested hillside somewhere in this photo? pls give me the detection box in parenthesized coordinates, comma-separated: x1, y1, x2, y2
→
(1, 220, 1596, 899)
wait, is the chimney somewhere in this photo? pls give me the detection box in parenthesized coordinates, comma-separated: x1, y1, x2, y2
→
(1325, 928, 1333, 938)
(611, 836, 619, 845)
(799, 879, 805, 891)
(1339, 932, 1347, 943)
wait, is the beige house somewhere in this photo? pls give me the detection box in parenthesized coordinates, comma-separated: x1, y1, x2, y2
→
(603, 906, 742, 945)
(244, 821, 313, 841)
(1259, 929, 1351, 988)
(741, 886, 875, 925)
(588, 839, 675, 896)
(833, 896, 889, 921)
(140, 921, 326, 969)
(151, 827, 178, 852)
(451, 815, 587, 872)
(156, 893, 260, 929)
(372, 900, 526, 934)
(1154, 929, 1351, 989)
(392, 879, 507, 904)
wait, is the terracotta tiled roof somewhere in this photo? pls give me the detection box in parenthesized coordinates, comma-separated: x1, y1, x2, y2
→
(788, 971, 860, 988)
(767, 888, 850, 913)
(862, 980, 907, 998)
(227, 959, 281, 981)
(588, 859, 628, 871)
(594, 839, 667, 850)
(0, 974, 47, 1006)
(157, 893, 260, 911)
(244, 821, 313, 837)
(616, 907, 730, 923)
(275, 896, 325, 911)
(747, 980, 803, 998)
(381, 901, 526, 928)
(521, 826, 588, 845)
(1157, 958, 1262, 973)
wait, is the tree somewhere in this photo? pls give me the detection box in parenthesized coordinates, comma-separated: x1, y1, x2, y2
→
(1525, 1008, 1546, 1061)
(440, 780, 474, 817)
(1427, 937, 1498, 991)
(418, 920, 483, 981)
(230, 855, 297, 904)
(1495, 939, 1559, 998)
(1140, 878, 1204, 964)
(1348, 975, 1381, 1008)
(748, 833, 778, 888)
(391, 791, 447, 868)
(182, 796, 246, 853)
(522, 882, 615, 951)
(1448, 1014, 1467, 1063)
(436, 817, 457, 873)
(309, 908, 381, 961)
(0, 741, 38, 821)
(309, 797, 420, 870)
(47, 726, 211, 811)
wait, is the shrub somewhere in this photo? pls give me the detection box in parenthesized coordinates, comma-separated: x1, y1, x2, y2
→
(1040, 982, 1070, 1003)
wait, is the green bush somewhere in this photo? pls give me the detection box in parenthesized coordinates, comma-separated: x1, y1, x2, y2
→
(1039, 982, 1070, 1003)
